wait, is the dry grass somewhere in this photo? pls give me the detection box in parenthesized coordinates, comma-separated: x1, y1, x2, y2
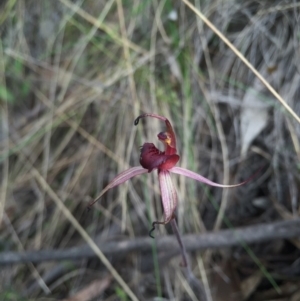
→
(1, 0, 300, 300)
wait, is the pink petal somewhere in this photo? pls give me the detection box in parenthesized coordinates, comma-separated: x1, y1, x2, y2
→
(89, 166, 148, 208)
(158, 170, 178, 223)
(169, 167, 247, 188)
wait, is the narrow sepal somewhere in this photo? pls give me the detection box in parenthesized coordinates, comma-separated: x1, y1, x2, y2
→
(169, 167, 248, 188)
(88, 166, 147, 208)
(158, 170, 178, 223)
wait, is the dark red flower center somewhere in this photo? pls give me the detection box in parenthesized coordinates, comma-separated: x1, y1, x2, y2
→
(134, 113, 180, 172)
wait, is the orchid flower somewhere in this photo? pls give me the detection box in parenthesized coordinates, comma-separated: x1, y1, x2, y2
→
(89, 113, 247, 238)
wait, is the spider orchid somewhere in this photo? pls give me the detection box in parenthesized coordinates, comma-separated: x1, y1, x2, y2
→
(89, 113, 247, 238)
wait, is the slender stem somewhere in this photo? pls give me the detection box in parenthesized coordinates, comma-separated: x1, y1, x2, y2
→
(170, 218, 188, 268)
(170, 218, 208, 301)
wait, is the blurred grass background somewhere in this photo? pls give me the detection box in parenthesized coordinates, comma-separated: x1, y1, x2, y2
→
(1, 0, 300, 300)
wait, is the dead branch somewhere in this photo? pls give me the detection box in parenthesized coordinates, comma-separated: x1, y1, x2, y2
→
(0, 219, 299, 265)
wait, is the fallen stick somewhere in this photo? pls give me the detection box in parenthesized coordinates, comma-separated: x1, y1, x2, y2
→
(1, 219, 299, 265)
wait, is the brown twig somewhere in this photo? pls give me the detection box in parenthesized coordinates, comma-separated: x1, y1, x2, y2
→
(0, 219, 299, 265)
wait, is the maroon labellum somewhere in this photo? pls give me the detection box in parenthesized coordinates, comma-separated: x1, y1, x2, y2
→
(140, 143, 180, 172)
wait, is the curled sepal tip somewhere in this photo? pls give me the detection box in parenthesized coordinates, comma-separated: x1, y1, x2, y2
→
(148, 220, 167, 239)
(149, 222, 156, 239)
(134, 113, 167, 126)
(134, 113, 177, 154)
